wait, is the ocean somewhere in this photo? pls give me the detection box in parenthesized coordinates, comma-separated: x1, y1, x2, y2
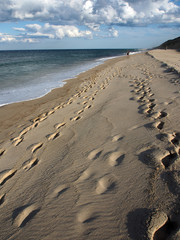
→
(0, 49, 138, 106)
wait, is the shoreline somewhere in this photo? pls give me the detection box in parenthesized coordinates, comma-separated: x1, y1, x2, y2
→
(0, 54, 130, 144)
(0, 49, 139, 108)
(0, 49, 180, 239)
(0, 54, 121, 108)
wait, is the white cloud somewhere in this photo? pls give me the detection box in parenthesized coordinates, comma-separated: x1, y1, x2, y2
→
(99, 5, 119, 24)
(111, 29, 119, 38)
(129, 0, 179, 24)
(0, 32, 37, 43)
(121, 2, 136, 20)
(26, 24, 42, 32)
(0, 33, 16, 42)
(13, 27, 25, 31)
(25, 23, 93, 39)
(0, 0, 179, 44)
(27, 32, 55, 39)
(20, 38, 38, 43)
(51, 25, 92, 39)
(83, 0, 94, 14)
(4, 23, 93, 44)
(0, 0, 179, 27)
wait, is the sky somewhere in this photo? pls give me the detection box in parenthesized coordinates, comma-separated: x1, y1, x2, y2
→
(0, 0, 179, 50)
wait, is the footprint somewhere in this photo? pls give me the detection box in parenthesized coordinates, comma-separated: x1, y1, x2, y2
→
(0, 169, 17, 186)
(155, 121, 165, 130)
(33, 116, 41, 123)
(160, 151, 178, 168)
(137, 95, 145, 101)
(100, 86, 106, 90)
(88, 148, 102, 160)
(31, 143, 43, 153)
(20, 122, 38, 136)
(13, 137, 23, 146)
(149, 99, 155, 103)
(145, 87, 151, 93)
(143, 107, 152, 115)
(156, 133, 170, 141)
(71, 116, 81, 121)
(159, 111, 168, 119)
(76, 168, 95, 182)
(67, 100, 73, 105)
(153, 217, 177, 240)
(55, 122, 66, 130)
(134, 88, 142, 94)
(39, 116, 47, 122)
(112, 134, 124, 142)
(14, 204, 40, 227)
(148, 93, 154, 97)
(19, 126, 32, 137)
(47, 110, 55, 116)
(0, 149, 5, 157)
(96, 175, 115, 194)
(77, 207, 97, 223)
(77, 109, 84, 115)
(82, 89, 88, 93)
(84, 105, 92, 110)
(54, 105, 61, 110)
(23, 158, 39, 171)
(148, 103, 156, 111)
(31, 122, 39, 128)
(170, 132, 180, 146)
(109, 151, 125, 166)
(47, 132, 59, 141)
(59, 104, 65, 108)
(0, 194, 5, 205)
(151, 112, 161, 119)
(51, 184, 69, 198)
(89, 97, 94, 101)
(148, 212, 172, 240)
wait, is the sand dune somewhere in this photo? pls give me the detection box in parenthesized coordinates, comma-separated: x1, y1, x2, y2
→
(0, 50, 180, 239)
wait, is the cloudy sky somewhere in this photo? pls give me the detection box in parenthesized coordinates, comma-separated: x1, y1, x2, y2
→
(0, 0, 179, 50)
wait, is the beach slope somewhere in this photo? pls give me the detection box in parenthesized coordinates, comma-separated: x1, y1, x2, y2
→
(0, 51, 180, 239)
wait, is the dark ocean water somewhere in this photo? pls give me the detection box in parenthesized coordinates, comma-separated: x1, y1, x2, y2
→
(0, 49, 138, 106)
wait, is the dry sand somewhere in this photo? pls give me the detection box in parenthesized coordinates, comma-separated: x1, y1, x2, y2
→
(149, 49, 180, 73)
(0, 50, 180, 240)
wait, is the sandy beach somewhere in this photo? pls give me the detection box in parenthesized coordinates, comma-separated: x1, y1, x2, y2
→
(0, 50, 180, 240)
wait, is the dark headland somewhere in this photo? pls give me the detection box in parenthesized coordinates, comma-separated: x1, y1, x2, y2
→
(156, 36, 180, 50)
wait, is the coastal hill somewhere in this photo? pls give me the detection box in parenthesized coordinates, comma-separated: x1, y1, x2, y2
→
(157, 36, 180, 50)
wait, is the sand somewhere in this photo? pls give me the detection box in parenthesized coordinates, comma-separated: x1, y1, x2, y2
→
(149, 49, 180, 73)
(0, 50, 180, 240)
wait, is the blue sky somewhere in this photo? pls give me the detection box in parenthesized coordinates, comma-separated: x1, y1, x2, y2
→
(0, 0, 179, 50)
